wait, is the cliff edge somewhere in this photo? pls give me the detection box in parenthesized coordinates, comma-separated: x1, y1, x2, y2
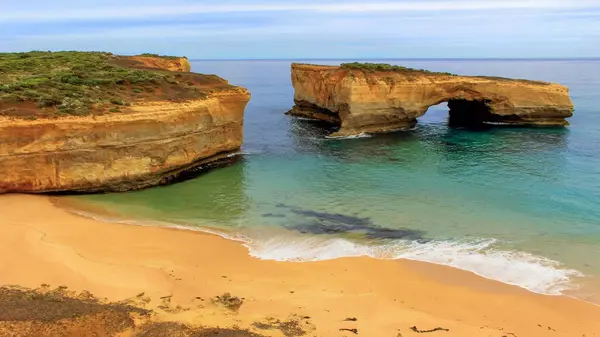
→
(288, 63, 574, 137)
(117, 53, 192, 72)
(0, 51, 250, 193)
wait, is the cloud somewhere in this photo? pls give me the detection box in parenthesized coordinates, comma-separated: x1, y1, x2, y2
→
(8, 9, 599, 41)
(1, 0, 598, 58)
(2, 0, 599, 22)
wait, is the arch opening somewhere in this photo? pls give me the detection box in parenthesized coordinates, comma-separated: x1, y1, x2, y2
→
(420, 99, 494, 130)
(447, 99, 493, 128)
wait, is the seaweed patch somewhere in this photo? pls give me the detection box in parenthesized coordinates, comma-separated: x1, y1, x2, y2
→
(278, 204, 427, 241)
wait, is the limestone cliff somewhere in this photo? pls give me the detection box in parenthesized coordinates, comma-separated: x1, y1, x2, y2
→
(0, 52, 249, 193)
(125, 55, 192, 72)
(289, 63, 574, 137)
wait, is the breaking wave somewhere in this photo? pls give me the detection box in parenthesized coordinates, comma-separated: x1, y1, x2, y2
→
(62, 206, 583, 297)
(246, 235, 583, 296)
(324, 132, 373, 139)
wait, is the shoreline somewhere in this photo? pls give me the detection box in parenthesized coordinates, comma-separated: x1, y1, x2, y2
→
(2, 194, 600, 336)
(53, 195, 592, 300)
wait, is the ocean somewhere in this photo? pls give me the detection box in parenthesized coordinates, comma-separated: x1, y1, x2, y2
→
(67, 59, 600, 303)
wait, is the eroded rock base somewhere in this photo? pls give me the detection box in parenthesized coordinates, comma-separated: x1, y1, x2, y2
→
(47, 152, 241, 195)
(286, 101, 341, 125)
(290, 97, 569, 137)
(289, 101, 417, 138)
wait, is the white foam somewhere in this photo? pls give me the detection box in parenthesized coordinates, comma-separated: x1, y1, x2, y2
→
(63, 207, 583, 296)
(483, 121, 513, 126)
(395, 239, 582, 295)
(247, 236, 583, 296)
(324, 132, 373, 139)
(294, 117, 323, 121)
(248, 237, 370, 261)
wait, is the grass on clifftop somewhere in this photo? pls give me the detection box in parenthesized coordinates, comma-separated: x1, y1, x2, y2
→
(0, 51, 220, 118)
(137, 53, 186, 60)
(340, 62, 457, 76)
(339, 62, 549, 84)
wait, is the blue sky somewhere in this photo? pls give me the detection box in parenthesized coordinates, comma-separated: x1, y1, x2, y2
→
(1, 0, 599, 58)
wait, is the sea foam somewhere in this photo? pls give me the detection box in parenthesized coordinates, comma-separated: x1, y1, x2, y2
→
(246, 236, 582, 296)
(324, 132, 373, 140)
(63, 207, 582, 296)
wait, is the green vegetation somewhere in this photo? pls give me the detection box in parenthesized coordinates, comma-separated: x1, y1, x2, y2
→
(137, 53, 184, 59)
(340, 62, 456, 76)
(340, 62, 548, 84)
(0, 51, 200, 117)
(476, 75, 550, 85)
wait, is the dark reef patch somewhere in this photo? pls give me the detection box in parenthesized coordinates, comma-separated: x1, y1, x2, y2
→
(289, 208, 372, 227)
(277, 204, 427, 241)
(262, 213, 287, 218)
(363, 227, 427, 240)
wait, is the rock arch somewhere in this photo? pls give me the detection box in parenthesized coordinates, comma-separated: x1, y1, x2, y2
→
(288, 63, 574, 137)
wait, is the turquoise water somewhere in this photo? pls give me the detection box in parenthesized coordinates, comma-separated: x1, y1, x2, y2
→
(71, 60, 600, 300)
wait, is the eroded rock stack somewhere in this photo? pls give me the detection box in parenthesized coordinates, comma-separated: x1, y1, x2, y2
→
(289, 63, 574, 137)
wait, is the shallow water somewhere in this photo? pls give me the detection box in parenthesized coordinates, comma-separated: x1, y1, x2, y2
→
(71, 59, 600, 301)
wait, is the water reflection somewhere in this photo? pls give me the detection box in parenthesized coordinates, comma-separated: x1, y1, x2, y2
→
(76, 162, 250, 225)
(287, 112, 569, 167)
(288, 117, 420, 163)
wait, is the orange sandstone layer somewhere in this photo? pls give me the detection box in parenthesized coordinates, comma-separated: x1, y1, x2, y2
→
(127, 55, 192, 72)
(1, 194, 599, 337)
(289, 63, 574, 137)
(0, 58, 250, 193)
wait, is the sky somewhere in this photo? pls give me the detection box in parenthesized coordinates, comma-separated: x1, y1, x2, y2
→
(1, 0, 599, 59)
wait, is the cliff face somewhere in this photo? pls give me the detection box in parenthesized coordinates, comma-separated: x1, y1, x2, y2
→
(0, 54, 249, 193)
(126, 56, 192, 72)
(0, 90, 249, 193)
(289, 64, 574, 137)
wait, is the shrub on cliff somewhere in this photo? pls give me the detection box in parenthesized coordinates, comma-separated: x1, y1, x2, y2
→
(340, 62, 456, 76)
(0, 51, 209, 118)
(137, 53, 184, 60)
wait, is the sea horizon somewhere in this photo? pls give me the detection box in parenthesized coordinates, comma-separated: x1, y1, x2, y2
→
(189, 57, 600, 62)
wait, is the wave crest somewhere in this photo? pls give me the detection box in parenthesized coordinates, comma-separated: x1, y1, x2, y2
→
(61, 207, 583, 297)
(247, 236, 583, 296)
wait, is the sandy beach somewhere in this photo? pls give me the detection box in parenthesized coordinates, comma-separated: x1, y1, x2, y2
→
(1, 194, 599, 337)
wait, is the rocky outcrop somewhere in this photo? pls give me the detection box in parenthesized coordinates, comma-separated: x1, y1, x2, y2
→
(289, 63, 574, 137)
(127, 55, 192, 72)
(0, 57, 249, 194)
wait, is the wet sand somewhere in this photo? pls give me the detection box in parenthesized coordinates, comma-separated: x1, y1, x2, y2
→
(1, 194, 599, 337)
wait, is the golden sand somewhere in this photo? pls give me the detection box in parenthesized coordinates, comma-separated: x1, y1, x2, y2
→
(1, 194, 599, 336)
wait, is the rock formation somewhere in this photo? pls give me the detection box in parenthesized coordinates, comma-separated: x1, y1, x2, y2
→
(119, 54, 192, 72)
(0, 52, 249, 193)
(288, 63, 574, 137)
